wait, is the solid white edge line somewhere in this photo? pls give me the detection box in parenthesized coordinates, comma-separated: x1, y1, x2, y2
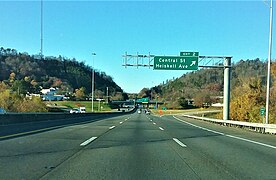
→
(173, 138, 187, 147)
(159, 127, 164, 131)
(173, 116, 276, 150)
(173, 116, 225, 136)
(225, 134, 276, 149)
(109, 126, 116, 129)
(80, 137, 97, 146)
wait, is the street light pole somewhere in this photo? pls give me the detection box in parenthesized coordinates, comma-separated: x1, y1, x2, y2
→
(265, 0, 273, 124)
(91, 53, 96, 112)
(40, 0, 43, 59)
(106, 87, 109, 103)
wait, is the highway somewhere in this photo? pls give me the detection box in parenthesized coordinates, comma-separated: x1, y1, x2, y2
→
(0, 111, 276, 180)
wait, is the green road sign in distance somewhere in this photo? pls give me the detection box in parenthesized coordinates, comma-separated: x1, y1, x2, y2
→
(260, 107, 265, 116)
(136, 98, 149, 103)
(154, 56, 198, 70)
(180, 52, 199, 57)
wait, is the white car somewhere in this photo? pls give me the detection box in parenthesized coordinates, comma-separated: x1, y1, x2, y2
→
(70, 108, 80, 113)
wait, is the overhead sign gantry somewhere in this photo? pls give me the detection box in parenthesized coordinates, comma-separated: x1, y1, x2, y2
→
(122, 51, 232, 121)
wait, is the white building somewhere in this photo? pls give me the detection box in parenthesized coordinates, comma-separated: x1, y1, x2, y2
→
(41, 88, 64, 101)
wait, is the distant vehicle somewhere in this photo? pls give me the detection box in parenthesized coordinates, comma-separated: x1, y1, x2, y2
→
(70, 107, 86, 114)
(79, 107, 86, 113)
(0, 108, 6, 114)
(70, 108, 80, 114)
(146, 110, 151, 115)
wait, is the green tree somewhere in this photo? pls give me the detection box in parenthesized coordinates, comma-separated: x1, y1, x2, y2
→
(178, 97, 189, 109)
(11, 80, 30, 95)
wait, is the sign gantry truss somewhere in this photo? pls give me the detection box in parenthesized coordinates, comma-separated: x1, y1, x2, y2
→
(122, 52, 231, 69)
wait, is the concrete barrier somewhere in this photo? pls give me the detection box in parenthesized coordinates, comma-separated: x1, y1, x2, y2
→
(0, 109, 135, 125)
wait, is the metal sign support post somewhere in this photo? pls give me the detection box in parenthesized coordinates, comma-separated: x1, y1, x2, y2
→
(223, 57, 231, 120)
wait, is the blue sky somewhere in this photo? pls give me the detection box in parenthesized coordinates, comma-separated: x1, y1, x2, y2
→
(0, 0, 274, 93)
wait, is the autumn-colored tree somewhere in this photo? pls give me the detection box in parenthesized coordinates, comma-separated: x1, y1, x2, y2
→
(194, 90, 213, 108)
(16, 97, 47, 112)
(75, 87, 86, 100)
(9, 72, 16, 83)
(0, 90, 16, 110)
(112, 92, 124, 101)
(95, 89, 104, 99)
(0, 81, 9, 92)
(230, 77, 265, 122)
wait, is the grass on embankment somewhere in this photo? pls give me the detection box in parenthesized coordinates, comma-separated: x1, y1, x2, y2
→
(150, 107, 222, 116)
(45, 101, 112, 112)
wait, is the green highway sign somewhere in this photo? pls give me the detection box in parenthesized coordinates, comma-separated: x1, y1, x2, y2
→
(153, 56, 198, 70)
(136, 98, 149, 103)
(260, 107, 265, 116)
(180, 52, 199, 57)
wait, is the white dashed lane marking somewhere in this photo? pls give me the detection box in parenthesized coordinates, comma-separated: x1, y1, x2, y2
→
(80, 137, 97, 146)
(173, 138, 187, 148)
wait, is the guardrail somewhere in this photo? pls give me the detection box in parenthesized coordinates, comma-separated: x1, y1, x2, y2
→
(181, 114, 276, 134)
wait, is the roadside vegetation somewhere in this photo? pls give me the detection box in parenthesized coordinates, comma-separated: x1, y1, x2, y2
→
(150, 108, 210, 115)
(0, 87, 47, 112)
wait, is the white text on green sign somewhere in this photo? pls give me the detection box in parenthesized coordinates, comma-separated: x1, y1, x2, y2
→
(153, 56, 198, 70)
(180, 52, 199, 57)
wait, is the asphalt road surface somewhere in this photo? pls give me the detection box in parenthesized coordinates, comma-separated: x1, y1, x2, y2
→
(0, 111, 276, 180)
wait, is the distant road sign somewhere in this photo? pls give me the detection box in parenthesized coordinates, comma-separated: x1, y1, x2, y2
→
(260, 107, 265, 116)
(180, 52, 199, 57)
(154, 56, 198, 70)
(136, 98, 149, 103)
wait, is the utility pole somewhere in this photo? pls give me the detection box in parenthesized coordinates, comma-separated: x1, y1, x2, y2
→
(40, 0, 43, 59)
(265, 0, 273, 124)
(91, 53, 96, 112)
(106, 87, 109, 103)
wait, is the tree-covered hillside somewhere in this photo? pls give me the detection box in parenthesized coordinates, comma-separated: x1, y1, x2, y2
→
(0, 47, 123, 98)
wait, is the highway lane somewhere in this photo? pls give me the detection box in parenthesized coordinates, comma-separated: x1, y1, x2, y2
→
(0, 113, 128, 139)
(0, 114, 133, 179)
(152, 115, 276, 179)
(0, 111, 276, 179)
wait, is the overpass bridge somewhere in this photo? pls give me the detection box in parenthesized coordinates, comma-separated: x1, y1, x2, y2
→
(111, 99, 164, 108)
